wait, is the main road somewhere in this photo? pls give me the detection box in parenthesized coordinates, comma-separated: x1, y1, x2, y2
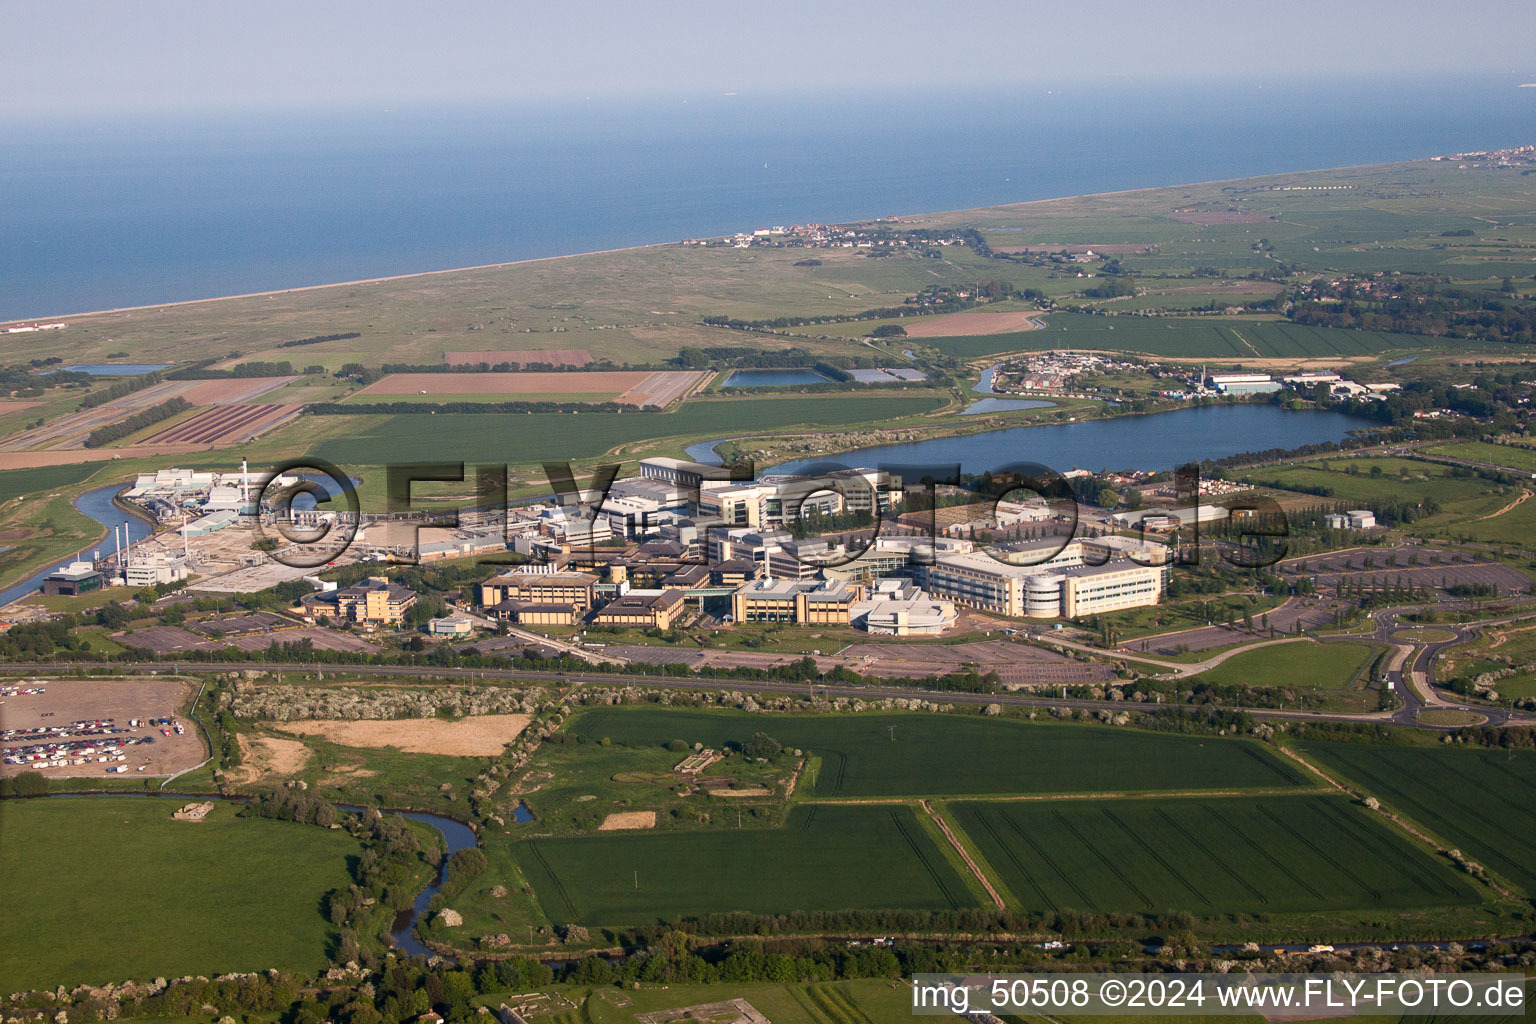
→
(10, 657, 1532, 731)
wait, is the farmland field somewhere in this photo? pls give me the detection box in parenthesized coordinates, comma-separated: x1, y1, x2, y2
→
(508, 804, 976, 926)
(563, 709, 1312, 797)
(0, 797, 358, 990)
(915, 313, 1457, 361)
(951, 795, 1478, 915)
(136, 402, 302, 445)
(353, 370, 705, 406)
(0, 461, 106, 502)
(1298, 742, 1536, 893)
(308, 392, 948, 467)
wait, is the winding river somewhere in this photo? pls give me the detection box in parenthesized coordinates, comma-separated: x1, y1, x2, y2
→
(0, 483, 152, 607)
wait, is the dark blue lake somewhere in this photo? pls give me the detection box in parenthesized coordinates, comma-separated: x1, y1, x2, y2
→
(769, 404, 1373, 477)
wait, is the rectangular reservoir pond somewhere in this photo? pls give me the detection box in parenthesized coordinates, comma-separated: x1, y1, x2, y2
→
(722, 368, 832, 387)
(63, 364, 172, 375)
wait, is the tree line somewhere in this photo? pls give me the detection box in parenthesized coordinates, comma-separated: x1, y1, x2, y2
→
(83, 396, 189, 447)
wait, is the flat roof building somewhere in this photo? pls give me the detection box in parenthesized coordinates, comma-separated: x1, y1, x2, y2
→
(480, 570, 597, 613)
(591, 588, 687, 630)
(851, 579, 957, 636)
(731, 578, 861, 625)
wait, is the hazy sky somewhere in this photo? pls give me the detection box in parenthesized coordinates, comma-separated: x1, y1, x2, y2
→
(6, 0, 1536, 115)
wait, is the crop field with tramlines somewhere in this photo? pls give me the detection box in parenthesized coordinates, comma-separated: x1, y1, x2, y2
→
(509, 804, 975, 927)
(915, 313, 1458, 360)
(950, 795, 1479, 915)
(563, 708, 1313, 798)
(1298, 743, 1536, 894)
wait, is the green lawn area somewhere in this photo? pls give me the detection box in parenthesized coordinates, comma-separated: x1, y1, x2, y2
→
(0, 797, 358, 991)
(0, 462, 108, 503)
(1298, 742, 1536, 894)
(1424, 440, 1536, 474)
(307, 392, 948, 469)
(504, 804, 975, 928)
(1192, 640, 1378, 691)
(562, 709, 1312, 798)
(254, 731, 494, 823)
(1243, 455, 1513, 522)
(0, 490, 111, 599)
(950, 794, 1479, 916)
(1443, 492, 1536, 546)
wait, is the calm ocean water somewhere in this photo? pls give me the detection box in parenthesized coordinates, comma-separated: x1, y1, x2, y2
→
(2, 77, 1531, 320)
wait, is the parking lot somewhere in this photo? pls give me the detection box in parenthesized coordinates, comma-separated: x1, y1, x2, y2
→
(0, 678, 206, 778)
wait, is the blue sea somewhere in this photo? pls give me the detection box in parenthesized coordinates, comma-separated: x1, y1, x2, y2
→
(1, 76, 1531, 320)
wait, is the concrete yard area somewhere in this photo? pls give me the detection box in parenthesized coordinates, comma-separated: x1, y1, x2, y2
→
(115, 626, 225, 654)
(1278, 545, 1534, 598)
(225, 626, 381, 653)
(0, 677, 206, 778)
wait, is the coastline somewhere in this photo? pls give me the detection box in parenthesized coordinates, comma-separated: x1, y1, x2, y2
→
(1, 158, 1419, 328)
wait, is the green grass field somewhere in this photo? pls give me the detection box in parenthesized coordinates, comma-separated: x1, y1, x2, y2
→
(914, 314, 1446, 361)
(0, 797, 358, 991)
(307, 392, 947, 467)
(1244, 455, 1512, 522)
(1424, 440, 1536, 475)
(951, 795, 1478, 915)
(563, 709, 1312, 798)
(1298, 742, 1536, 894)
(508, 803, 974, 927)
(0, 462, 108, 503)
(1192, 640, 1378, 691)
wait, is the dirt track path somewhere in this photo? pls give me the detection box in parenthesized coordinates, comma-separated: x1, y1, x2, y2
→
(920, 799, 1005, 911)
(1477, 488, 1532, 520)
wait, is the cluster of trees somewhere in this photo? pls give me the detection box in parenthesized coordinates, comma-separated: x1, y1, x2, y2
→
(1289, 274, 1536, 346)
(1081, 277, 1137, 299)
(1, 362, 91, 398)
(247, 790, 342, 827)
(78, 370, 163, 408)
(323, 808, 437, 953)
(277, 331, 362, 348)
(84, 396, 189, 447)
(168, 360, 295, 380)
(0, 770, 48, 797)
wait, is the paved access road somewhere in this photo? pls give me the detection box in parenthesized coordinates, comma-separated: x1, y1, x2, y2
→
(11, 654, 1533, 731)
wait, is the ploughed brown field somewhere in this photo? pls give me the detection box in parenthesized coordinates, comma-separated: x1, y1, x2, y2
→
(137, 403, 302, 445)
(356, 370, 705, 406)
(272, 714, 533, 756)
(901, 310, 1048, 338)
